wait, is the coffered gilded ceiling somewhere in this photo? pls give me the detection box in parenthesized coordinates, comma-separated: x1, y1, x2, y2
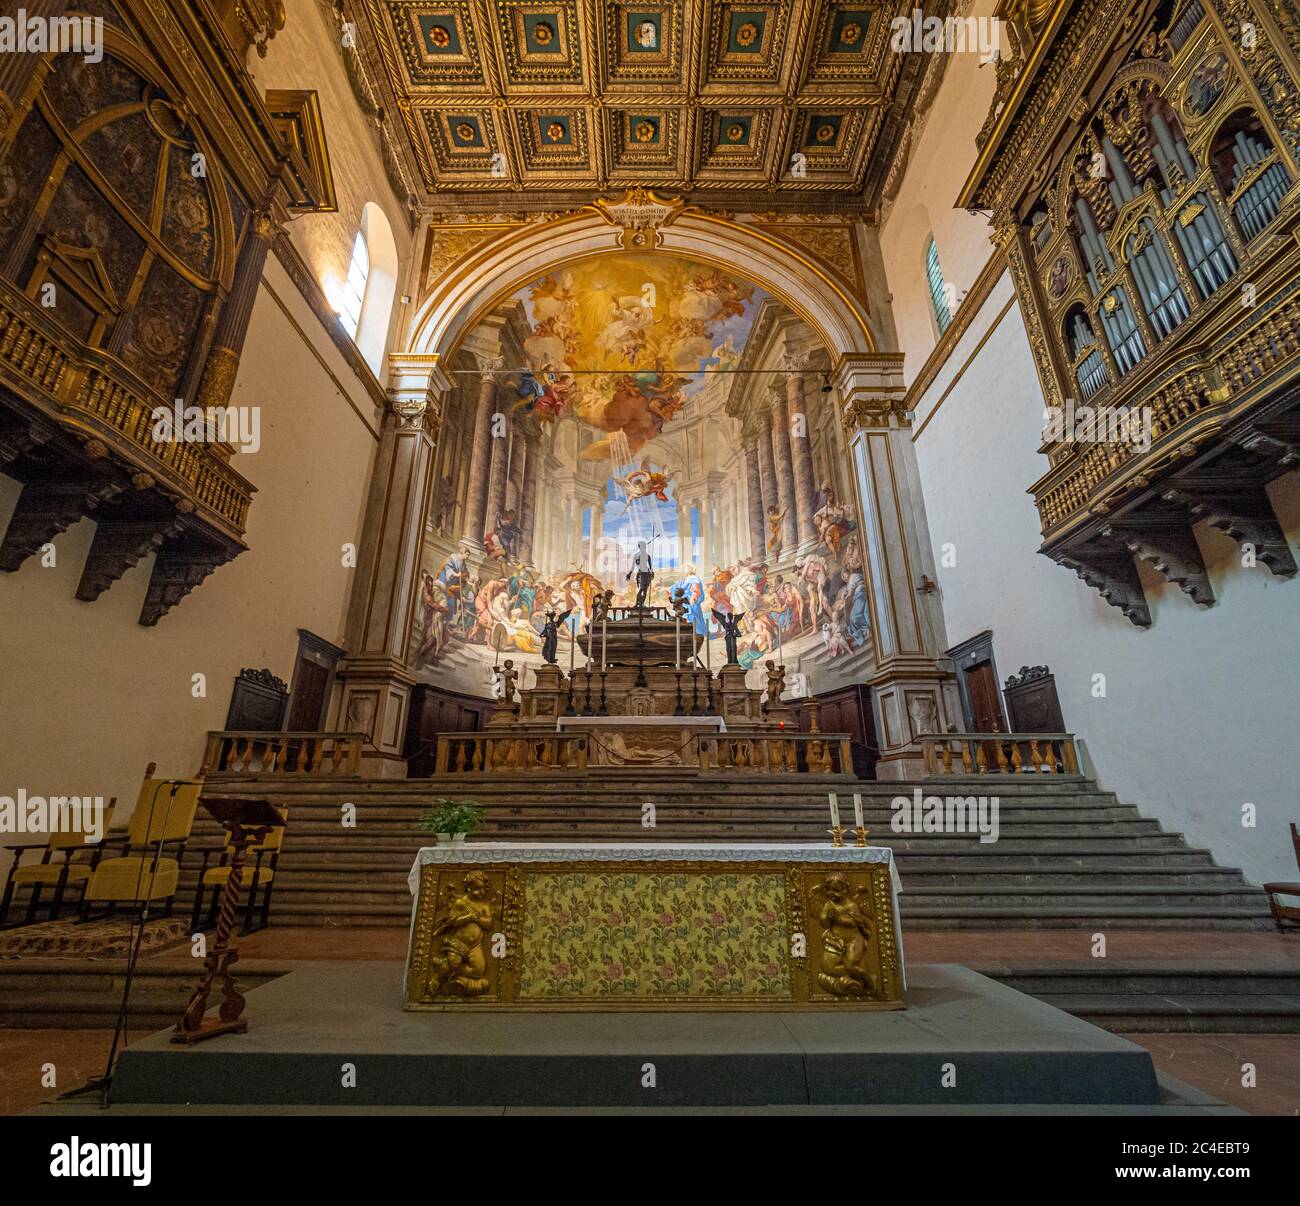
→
(352, 0, 937, 210)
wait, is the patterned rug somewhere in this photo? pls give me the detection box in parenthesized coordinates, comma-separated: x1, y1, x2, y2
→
(0, 917, 190, 959)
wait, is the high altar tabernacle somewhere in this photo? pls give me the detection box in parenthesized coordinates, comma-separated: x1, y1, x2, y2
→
(406, 608, 905, 1011)
(433, 607, 858, 776)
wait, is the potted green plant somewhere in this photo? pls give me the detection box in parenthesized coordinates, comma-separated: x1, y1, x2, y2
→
(418, 798, 485, 846)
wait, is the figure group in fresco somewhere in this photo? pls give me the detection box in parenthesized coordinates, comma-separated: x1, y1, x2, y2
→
(410, 478, 871, 675)
(508, 256, 760, 462)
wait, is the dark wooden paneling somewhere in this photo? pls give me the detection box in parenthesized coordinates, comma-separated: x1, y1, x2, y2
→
(798, 683, 877, 779)
(405, 683, 494, 776)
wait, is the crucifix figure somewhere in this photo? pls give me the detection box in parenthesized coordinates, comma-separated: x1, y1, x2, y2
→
(711, 609, 744, 665)
(627, 540, 653, 608)
(540, 609, 572, 665)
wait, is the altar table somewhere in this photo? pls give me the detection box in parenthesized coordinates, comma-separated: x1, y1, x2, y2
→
(404, 843, 905, 1011)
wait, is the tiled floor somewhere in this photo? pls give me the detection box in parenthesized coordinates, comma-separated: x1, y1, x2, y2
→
(4, 928, 1297, 1115)
(1122, 1034, 1300, 1115)
(0, 1028, 124, 1116)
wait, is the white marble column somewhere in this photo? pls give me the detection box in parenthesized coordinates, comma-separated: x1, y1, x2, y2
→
(836, 354, 959, 779)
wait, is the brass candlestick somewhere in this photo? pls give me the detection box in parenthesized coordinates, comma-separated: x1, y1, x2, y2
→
(829, 825, 844, 848)
(855, 825, 869, 847)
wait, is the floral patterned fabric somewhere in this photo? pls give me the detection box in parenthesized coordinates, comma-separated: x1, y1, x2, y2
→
(518, 871, 791, 1000)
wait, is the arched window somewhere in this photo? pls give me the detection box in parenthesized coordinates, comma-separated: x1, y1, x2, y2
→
(925, 236, 952, 335)
(334, 203, 399, 375)
(339, 230, 368, 339)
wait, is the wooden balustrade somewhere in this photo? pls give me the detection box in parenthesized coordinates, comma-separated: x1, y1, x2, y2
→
(921, 732, 1080, 777)
(435, 732, 589, 774)
(200, 731, 366, 777)
(431, 729, 855, 776)
(700, 732, 854, 777)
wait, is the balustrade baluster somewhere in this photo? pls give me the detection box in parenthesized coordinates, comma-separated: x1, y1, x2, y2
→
(960, 741, 973, 773)
(1030, 738, 1044, 773)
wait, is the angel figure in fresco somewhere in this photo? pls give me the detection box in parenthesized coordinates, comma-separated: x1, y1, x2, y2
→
(580, 370, 687, 461)
(515, 369, 574, 424)
(596, 295, 655, 362)
(614, 461, 674, 512)
(766, 504, 787, 560)
(812, 874, 876, 997)
(424, 872, 495, 998)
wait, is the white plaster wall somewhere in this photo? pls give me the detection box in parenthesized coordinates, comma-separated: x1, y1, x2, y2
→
(248, 0, 415, 365)
(880, 0, 1003, 380)
(908, 276, 1300, 886)
(0, 252, 378, 836)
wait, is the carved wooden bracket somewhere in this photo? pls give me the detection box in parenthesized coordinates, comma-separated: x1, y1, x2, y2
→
(1099, 521, 1215, 607)
(1161, 485, 1298, 579)
(0, 417, 55, 472)
(1055, 547, 1152, 627)
(0, 475, 123, 572)
(76, 505, 186, 602)
(139, 524, 243, 627)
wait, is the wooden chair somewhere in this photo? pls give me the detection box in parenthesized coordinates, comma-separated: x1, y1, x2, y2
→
(1263, 823, 1300, 933)
(78, 766, 202, 922)
(0, 798, 117, 928)
(189, 822, 284, 935)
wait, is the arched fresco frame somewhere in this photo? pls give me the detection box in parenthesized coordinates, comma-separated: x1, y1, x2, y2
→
(342, 206, 956, 780)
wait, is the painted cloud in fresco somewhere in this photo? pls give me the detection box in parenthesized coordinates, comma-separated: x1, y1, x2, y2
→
(509, 254, 766, 461)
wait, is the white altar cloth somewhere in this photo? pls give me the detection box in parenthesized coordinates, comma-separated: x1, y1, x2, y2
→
(406, 842, 905, 987)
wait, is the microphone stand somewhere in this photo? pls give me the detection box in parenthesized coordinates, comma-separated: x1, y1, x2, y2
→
(61, 779, 184, 1109)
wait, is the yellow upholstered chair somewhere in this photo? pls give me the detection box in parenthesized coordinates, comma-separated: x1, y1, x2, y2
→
(190, 821, 285, 935)
(79, 768, 202, 922)
(1263, 823, 1300, 933)
(0, 798, 117, 927)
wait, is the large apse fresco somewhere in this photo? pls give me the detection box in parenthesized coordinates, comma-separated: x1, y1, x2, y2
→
(411, 253, 872, 693)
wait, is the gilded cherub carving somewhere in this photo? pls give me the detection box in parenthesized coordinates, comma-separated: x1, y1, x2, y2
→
(424, 871, 495, 997)
(812, 873, 876, 997)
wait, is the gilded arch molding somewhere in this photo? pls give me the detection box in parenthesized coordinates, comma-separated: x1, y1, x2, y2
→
(404, 207, 883, 369)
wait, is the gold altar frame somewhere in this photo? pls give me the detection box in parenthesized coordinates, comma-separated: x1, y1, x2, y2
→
(404, 858, 905, 1012)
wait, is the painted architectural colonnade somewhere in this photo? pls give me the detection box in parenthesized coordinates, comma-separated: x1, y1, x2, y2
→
(337, 208, 960, 778)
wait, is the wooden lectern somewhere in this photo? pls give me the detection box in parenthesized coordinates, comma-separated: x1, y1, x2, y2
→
(172, 796, 285, 1045)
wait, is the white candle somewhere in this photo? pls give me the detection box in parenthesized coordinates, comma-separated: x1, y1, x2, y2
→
(828, 791, 840, 828)
(853, 792, 864, 829)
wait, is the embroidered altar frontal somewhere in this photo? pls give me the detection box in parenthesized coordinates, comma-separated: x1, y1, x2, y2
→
(403, 844, 905, 1011)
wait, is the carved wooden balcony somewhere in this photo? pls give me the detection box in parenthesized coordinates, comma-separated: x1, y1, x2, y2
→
(0, 281, 252, 624)
(961, 0, 1300, 624)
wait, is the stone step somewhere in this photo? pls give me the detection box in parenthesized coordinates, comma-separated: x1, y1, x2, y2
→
(251, 900, 1269, 929)
(257, 819, 1173, 838)
(260, 806, 1152, 825)
(1028, 993, 1300, 1033)
(991, 968, 1300, 997)
(0, 961, 284, 1029)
